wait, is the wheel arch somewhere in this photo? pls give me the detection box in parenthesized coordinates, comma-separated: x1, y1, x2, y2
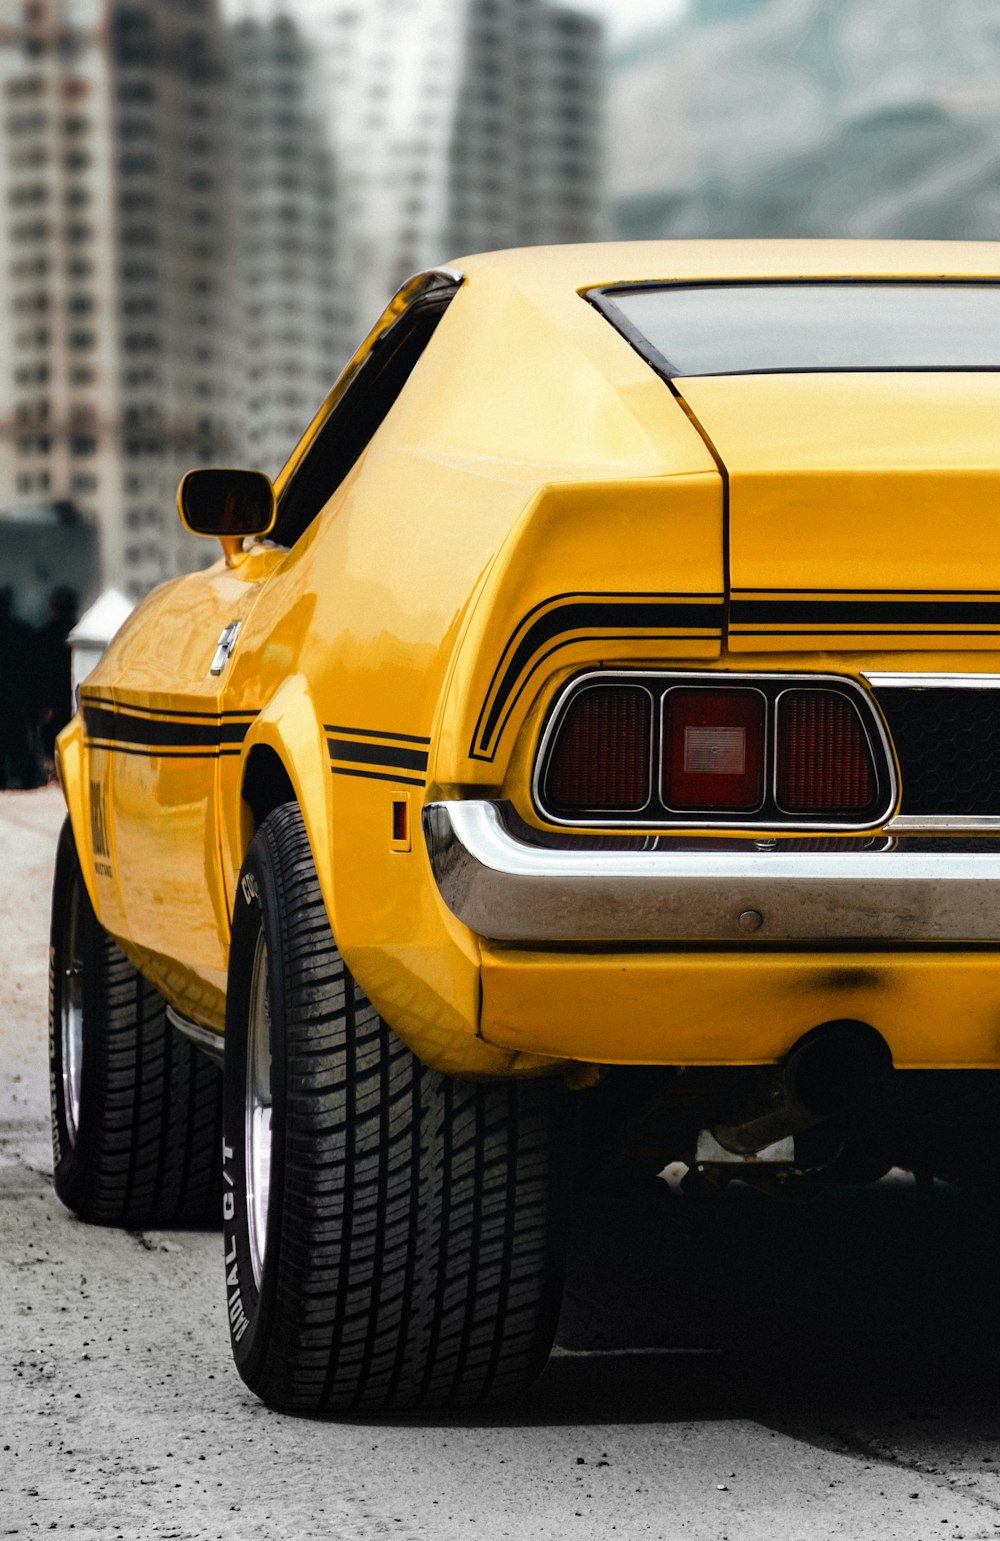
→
(54, 716, 101, 914)
(229, 677, 340, 937)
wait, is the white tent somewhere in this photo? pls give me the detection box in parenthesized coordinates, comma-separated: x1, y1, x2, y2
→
(69, 588, 135, 699)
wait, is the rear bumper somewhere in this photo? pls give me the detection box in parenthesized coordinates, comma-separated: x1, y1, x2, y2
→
(476, 947, 1000, 1068)
(423, 800, 1000, 945)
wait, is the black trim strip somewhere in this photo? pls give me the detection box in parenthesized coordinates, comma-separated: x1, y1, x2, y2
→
(84, 742, 241, 760)
(82, 694, 256, 722)
(331, 766, 425, 787)
(732, 598, 1000, 626)
(732, 629, 1000, 638)
(323, 723, 431, 745)
(328, 737, 429, 773)
(732, 587, 1000, 596)
(83, 704, 254, 749)
(472, 593, 724, 760)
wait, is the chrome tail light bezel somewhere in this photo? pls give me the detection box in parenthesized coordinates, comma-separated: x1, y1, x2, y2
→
(533, 670, 897, 832)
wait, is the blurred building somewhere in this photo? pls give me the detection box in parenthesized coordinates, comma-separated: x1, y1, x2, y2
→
(0, 0, 236, 603)
(307, 0, 604, 326)
(228, 12, 353, 478)
(0, 0, 605, 600)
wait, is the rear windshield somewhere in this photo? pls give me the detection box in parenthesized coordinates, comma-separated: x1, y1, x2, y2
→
(590, 282, 1000, 377)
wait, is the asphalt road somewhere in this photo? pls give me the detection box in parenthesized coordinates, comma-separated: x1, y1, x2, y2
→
(3, 788, 1000, 1540)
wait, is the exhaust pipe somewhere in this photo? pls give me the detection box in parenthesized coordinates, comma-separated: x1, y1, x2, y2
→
(711, 1020, 887, 1157)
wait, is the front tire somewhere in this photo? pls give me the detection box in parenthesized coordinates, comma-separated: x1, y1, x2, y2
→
(49, 818, 223, 1227)
(223, 804, 571, 1415)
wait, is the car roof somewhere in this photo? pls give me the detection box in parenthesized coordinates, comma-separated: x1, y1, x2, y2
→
(454, 239, 1000, 294)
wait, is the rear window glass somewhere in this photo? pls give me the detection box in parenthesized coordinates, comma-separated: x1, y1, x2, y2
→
(590, 282, 1000, 377)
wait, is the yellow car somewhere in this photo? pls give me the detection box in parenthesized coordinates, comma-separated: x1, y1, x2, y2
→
(50, 240, 1000, 1414)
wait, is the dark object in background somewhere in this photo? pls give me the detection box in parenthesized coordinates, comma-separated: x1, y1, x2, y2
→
(0, 586, 44, 789)
(36, 586, 80, 765)
(0, 502, 99, 629)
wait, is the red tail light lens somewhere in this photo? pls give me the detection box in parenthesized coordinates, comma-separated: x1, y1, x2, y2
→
(545, 685, 651, 811)
(777, 690, 877, 813)
(662, 689, 765, 810)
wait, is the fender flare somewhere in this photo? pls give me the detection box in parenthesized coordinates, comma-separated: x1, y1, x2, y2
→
(230, 676, 340, 938)
(54, 717, 100, 912)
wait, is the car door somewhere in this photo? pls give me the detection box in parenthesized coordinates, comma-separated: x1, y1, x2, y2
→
(107, 269, 460, 1020)
(107, 543, 284, 1014)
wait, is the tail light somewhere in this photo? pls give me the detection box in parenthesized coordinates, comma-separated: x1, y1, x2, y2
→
(545, 685, 651, 811)
(777, 690, 877, 813)
(536, 672, 892, 828)
(662, 689, 765, 810)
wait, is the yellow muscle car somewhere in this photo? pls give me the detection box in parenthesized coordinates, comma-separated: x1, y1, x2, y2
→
(49, 240, 1000, 1415)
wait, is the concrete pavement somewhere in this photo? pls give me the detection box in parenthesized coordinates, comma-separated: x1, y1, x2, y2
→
(2, 788, 1000, 1540)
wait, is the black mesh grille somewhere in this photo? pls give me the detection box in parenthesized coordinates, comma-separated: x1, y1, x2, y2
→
(874, 687, 1000, 814)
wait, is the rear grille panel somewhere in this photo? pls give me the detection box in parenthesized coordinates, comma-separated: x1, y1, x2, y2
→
(873, 687, 1000, 815)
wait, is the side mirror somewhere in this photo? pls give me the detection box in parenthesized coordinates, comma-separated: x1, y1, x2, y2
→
(177, 468, 276, 562)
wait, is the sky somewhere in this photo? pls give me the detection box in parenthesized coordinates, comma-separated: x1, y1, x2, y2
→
(572, 0, 686, 40)
(221, 0, 689, 44)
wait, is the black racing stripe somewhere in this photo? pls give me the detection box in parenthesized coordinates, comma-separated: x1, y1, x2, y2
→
(219, 720, 254, 745)
(731, 628, 1000, 638)
(84, 706, 218, 747)
(475, 596, 724, 758)
(82, 694, 256, 722)
(83, 704, 254, 749)
(331, 766, 425, 787)
(83, 742, 239, 760)
(731, 587, 1000, 596)
(328, 737, 429, 773)
(475, 629, 719, 764)
(731, 598, 1000, 626)
(324, 723, 431, 745)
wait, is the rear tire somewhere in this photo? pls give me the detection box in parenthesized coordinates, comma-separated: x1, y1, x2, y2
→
(49, 817, 223, 1227)
(223, 803, 570, 1415)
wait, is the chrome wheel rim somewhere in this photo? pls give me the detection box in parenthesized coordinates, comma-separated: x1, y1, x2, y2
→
(245, 929, 272, 1291)
(60, 876, 85, 1148)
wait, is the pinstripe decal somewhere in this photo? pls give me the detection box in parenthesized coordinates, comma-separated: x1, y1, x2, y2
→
(327, 726, 429, 787)
(470, 592, 725, 761)
(81, 694, 256, 758)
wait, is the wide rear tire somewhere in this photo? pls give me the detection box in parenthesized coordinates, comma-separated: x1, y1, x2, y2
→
(222, 803, 571, 1415)
(49, 817, 223, 1227)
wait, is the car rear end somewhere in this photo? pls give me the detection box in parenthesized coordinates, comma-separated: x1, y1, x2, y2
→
(423, 262, 1000, 1191)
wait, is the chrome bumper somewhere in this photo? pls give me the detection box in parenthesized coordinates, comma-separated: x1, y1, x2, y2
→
(423, 801, 1000, 945)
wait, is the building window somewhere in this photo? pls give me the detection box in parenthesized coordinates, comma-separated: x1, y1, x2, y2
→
(5, 76, 46, 100)
(9, 182, 48, 207)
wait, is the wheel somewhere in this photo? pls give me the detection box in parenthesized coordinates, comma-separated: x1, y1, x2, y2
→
(223, 803, 571, 1415)
(49, 817, 223, 1227)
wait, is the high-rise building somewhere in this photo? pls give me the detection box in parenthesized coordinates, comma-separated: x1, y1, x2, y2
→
(305, 0, 604, 326)
(0, 0, 236, 601)
(228, 11, 352, 479)
(0, 0, 605, 600)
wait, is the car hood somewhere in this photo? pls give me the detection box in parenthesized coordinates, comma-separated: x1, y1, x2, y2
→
(675, 371, 1000, 652)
